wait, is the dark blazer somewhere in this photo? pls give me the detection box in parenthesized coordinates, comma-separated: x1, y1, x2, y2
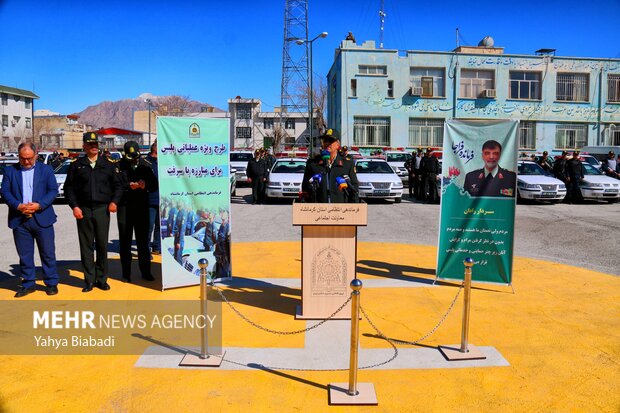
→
(64, 156, 123, 209)
(464, 166, 517, 197)
(302, 153, 359, 203)
(1, 162, 58, 229)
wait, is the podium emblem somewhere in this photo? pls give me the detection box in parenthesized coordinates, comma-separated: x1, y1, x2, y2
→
(311, 246, 347, 296)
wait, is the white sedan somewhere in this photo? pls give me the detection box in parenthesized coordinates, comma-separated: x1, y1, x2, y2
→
(265, 158, 306, 199)
(579, 163, 620, 203)
(354, 158, 403, 203)
(54, 160, 73, 198)
(516, 161, 566, 202)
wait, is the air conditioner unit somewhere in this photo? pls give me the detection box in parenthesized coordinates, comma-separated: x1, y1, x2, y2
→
(481, 89, 496, 99)
(410, 87, 423, 96)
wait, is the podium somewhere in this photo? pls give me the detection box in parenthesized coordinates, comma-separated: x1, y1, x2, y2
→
(292, 203, 367, 319)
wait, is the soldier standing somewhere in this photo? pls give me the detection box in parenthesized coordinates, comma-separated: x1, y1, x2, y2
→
(566, 151, 584, 203)
(246, 149, 267, 204)
(117, 141, 158, 283)
(420, 148, 440, 203)
(64, 132, 123, 292)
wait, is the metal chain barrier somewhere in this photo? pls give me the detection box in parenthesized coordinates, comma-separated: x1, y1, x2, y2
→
(360, 283, 463, 346)
(205, 281, 462, 371)
(212, 283, 352, 335)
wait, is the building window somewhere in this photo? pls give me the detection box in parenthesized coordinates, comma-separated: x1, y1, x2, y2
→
(509, 72, 541, 100)
(13, 95, 20, 102)
(236, 103, 252, 119)
(608, 74, 620, 103)
(555, 123, 587, 150)
(460, 69, 495, 98)
(604, 124, 620, 146)
(556, 73, 589, 102)
(518, 121, 536, 150)
(1, 115, 7, 127)
(408, 118, 444, 147)
(1, 94, 7, 105)
(236, 127, 251, 139)
(358, 65, 387, 75)
(12, 116, 20, 125)
(25, 117, 31, 129)
(353, 117, 390, 146)
(264, 119, 274, 129)
(351, 79, 357, 97)
(285, 119, 295, 130)
(25, 98, 31, 109)
(387, 80, 394, 98)
(410, 67, 445, 97)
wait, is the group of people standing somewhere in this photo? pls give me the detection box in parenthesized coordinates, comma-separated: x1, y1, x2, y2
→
(405, 148, 441, 203)
(246, 148, 275, 204)
(552, 151, 587, 203)
(3, 133, 161, 297)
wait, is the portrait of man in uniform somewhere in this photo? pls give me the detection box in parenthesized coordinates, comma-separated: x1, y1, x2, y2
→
(463, 139, 516, 197)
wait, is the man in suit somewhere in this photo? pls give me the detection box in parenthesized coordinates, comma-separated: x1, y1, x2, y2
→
(301, 128, 359, 203)
(464, 139, 516, 197)
(1, 142, 59, 297)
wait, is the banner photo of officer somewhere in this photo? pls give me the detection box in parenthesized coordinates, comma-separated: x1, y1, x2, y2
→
(157, 117, 231, 290)
(436, 119, 518, 284)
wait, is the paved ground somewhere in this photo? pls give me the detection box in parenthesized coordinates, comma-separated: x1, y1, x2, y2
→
(0, 189, 618, 412)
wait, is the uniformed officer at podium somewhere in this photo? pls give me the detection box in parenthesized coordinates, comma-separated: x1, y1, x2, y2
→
(302, 129, 359, 203)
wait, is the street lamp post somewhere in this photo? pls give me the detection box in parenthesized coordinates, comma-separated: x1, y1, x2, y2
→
(144, 98, 152, 146)
(296, 32, 328, 156)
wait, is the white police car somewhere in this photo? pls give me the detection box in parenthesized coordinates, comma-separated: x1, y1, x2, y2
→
(265, 158, 306, 199)
(579, 162, 620, 203)
(516, 161, 566, 202)
(230, 150, 253, 184)
(354, 158, 403, 203)
(383, 150, 412, 184)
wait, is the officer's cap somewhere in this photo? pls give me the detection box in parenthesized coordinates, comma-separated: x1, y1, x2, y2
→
(83, 132, 98, 143)
(123, 141, 141, 160)
(320, 128, 340, 144)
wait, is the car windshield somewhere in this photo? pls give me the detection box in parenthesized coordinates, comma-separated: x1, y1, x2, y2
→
(518, 162, 546, 175)
(356, 161, 394, 174)
(386, 153, 411, 162)
(55, 162, 72, 174)
(272, 161, 306, 174)
(582, 156, 599, 167)
(582, 163, 602, 175)
(230, 153, 253, 162)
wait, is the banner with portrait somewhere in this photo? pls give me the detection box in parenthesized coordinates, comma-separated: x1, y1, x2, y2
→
(437, 119, 518, 284)
(157, 117, 231, 290)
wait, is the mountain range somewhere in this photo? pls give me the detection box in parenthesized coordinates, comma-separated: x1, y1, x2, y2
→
(76, 93, 224, 130)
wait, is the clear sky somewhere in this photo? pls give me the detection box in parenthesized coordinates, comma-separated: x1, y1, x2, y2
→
(1, 0, 619, 115)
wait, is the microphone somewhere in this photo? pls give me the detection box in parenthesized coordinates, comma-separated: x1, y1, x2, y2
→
(309, 174, 322, 184)
(335, 176, 348, 192)
(342, 175, 358, 194)
(321, 150, 331, 165)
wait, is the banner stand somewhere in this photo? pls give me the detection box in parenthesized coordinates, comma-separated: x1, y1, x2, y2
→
(179, 259, 225, 367)
(439, 258, 487, 361)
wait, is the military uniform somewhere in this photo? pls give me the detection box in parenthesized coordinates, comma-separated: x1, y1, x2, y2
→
(566, 155, 584, 203)
(246, 152, 267, 204)
(64, 133, 123, 289)
(463, 166, 517, 198)
(301, 153, 359, 203)
(420, 153, 440, 202)
(116, 142, 158, 282)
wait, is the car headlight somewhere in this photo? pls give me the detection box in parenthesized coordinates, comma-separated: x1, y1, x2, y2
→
(358, 182, 372, 188)
(268, 181, 281, 187)
(524, 184, 540, 190)
(559, 184, 566, 190)
(587, 183, 603, 188)
(393, 183, 403, 189)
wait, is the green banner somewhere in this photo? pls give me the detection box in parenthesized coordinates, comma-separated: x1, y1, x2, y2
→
(157, 117, 231, 289)
(437, 119, 518, 284)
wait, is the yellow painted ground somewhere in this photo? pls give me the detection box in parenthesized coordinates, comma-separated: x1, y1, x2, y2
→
(0, 242, 618, 412)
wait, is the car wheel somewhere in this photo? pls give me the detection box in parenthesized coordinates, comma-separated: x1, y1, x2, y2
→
(394, 197, 402, 203)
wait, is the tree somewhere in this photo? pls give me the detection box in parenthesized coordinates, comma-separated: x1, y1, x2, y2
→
(154, 95, 192, 116)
